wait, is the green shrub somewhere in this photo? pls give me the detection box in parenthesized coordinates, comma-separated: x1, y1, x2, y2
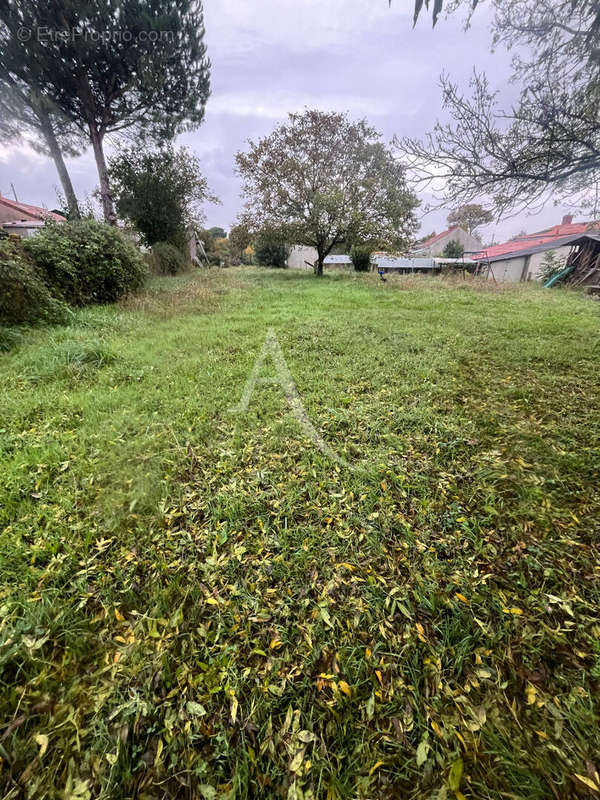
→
(148, 241, 189, 275)
(254, 232, 289, 268)
(0, 238, 69, 327)
(350, 245, 373, 272)
(442, 240, 465, 259)
(24, 220, 147, 306)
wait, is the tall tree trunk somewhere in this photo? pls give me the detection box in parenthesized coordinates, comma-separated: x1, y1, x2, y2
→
(37, 107, 80, 220)
(89, 122, 116, 224)
(315, 245, 324, 276)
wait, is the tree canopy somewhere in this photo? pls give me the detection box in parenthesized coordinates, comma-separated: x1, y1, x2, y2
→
(207, 227, 228, 240)
(236, 110, 418, 276)
(447, 204, 493, 235)
(0, 0, 210, 222)
(0, 14, 86, 218)
(398, 0, 600, 214)
(229, 224, 252, 259)
(109, 145, 215, 249)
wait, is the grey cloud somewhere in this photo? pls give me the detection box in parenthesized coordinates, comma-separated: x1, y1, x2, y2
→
(0, 1, 575, 239)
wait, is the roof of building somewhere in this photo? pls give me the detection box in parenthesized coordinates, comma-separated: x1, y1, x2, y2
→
(417, 226, 461, 250)
(0, 193, 65, 222)
(324, 254, 352, 264)
(472, 216, 600, 262)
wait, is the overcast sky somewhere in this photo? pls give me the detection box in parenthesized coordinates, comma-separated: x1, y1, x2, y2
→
(0, 1, 582, 243)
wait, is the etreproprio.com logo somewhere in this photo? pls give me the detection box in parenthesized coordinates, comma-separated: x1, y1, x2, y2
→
(17, 26, 175, 44)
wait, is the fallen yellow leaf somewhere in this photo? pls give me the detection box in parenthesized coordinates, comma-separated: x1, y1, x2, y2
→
(574, 774, 600, 792)
(34, 733, 48, 757)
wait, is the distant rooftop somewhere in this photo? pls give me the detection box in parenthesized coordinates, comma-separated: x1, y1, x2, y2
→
(418, 225, 461, 250)
(472, 215, 600, 262)
(0, 192, 65, 223)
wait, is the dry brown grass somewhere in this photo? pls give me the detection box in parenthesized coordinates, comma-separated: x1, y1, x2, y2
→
(376, 270, 543, 294)
(120, 269, 237, 317)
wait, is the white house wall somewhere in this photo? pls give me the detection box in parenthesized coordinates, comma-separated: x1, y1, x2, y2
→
(490, 257, 526, 282)
(526, 246, 572, 280)
(489, 245, 573, 283)
(426, 228, 482, 256)
(287, 245, 317, 270)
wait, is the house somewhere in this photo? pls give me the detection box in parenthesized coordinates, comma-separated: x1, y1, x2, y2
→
(1, 192, 65, 237)
(411, 225, 482, 257)
(472, 215, 600, 283)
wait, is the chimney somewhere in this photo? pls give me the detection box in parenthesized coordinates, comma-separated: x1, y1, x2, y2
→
(561, 214, 573, 225)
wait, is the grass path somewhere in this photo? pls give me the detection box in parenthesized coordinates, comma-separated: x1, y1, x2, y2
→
(1, 268, 599, 799)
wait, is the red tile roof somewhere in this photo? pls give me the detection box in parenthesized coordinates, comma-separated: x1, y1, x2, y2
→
(472, 219, 600, 261)
(0, 194, 65, 222)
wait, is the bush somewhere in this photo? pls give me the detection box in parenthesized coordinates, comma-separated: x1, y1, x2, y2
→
(0, 238, 69, 327)
(148, 241, 189, 275)
(254, 232, 289, 268)
(350, 245, 373, 272)
(442, 240, 465, 259)
(24, 220, 147, 306)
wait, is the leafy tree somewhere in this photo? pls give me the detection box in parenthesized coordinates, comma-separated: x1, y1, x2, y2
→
(213, 236, 232, 265)
(409, 0, 478, 26)
(254, 229, 290, 269)
(397, 0, 600, 214)
(0, 45, 83, 218)
(408, 0, 598, 33)
(236, 110, 418, 276)
(0, 0, 210, 223)
(207, 227, 227, 240)
(109, 145, 214, 250)
(442, 240, 465, 258)
(447, 204, 492, 235)
(229, 223, 252, 259)
(349, 245, 373, 272)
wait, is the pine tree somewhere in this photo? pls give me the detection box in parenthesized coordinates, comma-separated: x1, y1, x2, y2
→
(0, 0, 210, 223)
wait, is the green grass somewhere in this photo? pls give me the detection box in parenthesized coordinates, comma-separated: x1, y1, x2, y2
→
(1, 267, 599, 799)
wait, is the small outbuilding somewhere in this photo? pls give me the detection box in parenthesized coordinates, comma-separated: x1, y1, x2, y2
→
(472, 216, 600, 283)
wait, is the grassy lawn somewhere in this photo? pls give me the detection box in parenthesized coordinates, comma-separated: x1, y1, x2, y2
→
(1, 267, 599, 799)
